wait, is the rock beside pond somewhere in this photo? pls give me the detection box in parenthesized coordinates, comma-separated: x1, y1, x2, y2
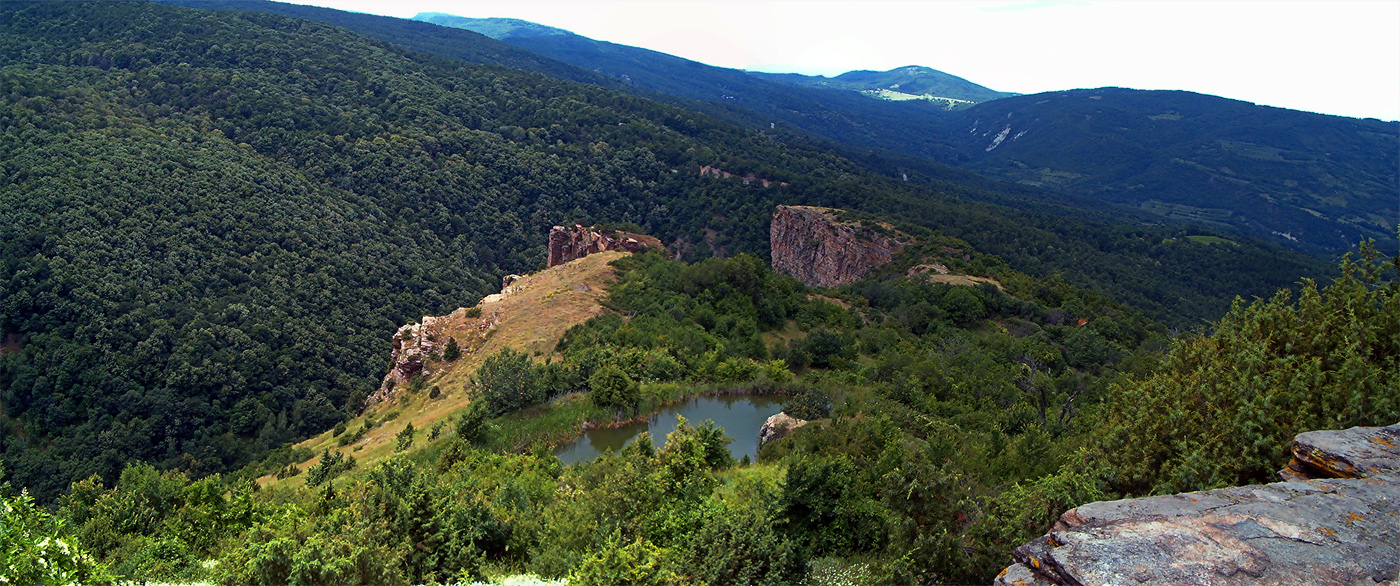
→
(759, 412, 808, 446)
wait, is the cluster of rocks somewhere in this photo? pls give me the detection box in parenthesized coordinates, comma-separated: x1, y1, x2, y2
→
(996, 423, 1400, 586)
(547, 224, 659, 267)
(769, 205, 905, 288)
(698, 165, 786, 187)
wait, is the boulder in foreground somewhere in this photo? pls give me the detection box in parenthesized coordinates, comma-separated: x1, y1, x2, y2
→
(996, 423, 1400, 586)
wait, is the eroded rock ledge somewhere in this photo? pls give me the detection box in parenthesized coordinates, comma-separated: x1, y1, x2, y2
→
(547, 224, 662, 267)
(769, 205, 906, 288)
(996, 423, 1400, 586)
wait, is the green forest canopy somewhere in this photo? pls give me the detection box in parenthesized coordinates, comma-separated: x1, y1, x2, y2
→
(0, 0, 1332, 500)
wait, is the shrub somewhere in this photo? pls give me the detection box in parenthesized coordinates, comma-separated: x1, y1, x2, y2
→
(1101, 245, 1400, 494)
(395, 422, 417, 452)
(784, 387, 832, 421)
(590, 364, 640, 414)
(570, 536, 681, 586)
(475, 348, 544, 416)
(456, 402, 489, 445)
(304, 449, 356, 487)
(443, 337, 461, 361)
(1, 486, 113, 585)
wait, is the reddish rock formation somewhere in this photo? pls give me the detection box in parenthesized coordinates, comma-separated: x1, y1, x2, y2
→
(547, 224, 662, 267)
(370, 316, 441, 404)
(996, 423, 1400, 586)
(769, 205, 905, 288)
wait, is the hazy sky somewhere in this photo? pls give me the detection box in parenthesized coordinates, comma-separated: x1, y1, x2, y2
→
(287, 0, 1400, 121)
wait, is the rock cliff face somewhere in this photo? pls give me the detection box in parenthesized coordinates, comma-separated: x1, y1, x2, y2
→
(995, 423, 1400, 586)
(769, 205, 905, 288)
(547, 224, 662, 267)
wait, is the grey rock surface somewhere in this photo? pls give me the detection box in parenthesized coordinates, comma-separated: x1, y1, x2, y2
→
(996, 423, 1400, 585)
(758, 412, 808, 446)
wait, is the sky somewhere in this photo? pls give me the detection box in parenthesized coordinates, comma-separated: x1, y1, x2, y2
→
(286, 0, 1400, 121)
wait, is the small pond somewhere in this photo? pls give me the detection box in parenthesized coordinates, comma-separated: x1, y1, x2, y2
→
(553, 395, 785, 465)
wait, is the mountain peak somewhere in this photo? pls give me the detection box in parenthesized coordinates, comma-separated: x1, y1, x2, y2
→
(412, 13, 572, 39)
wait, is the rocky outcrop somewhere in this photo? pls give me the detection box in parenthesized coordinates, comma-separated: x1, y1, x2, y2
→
(1280, 424, 1400, 481)
(995, 423, 1400, 586)
(770, 205, 905, 288)
(699, 165, 787, 187)
(370, 316, 441, 404)
(758, 412, 808, 445)
(547, 224, 662, 267)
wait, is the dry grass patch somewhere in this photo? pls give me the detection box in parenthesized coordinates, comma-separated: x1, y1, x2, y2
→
(258, 251, 627, 489)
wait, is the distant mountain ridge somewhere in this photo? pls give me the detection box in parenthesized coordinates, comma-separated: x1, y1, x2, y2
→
(412, 14, 1010, 107)
(751, 65, 1016, 107)
(413, 13, 570, 39)
(156, 2, 1394, 255)
(406, 11, 982, 164)
(408, 11, 1397, 254)
(946, 88, 1399, 253)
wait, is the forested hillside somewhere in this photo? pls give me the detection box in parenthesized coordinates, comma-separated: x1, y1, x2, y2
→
(171, 1, 1396, 258)
(946, 88, 1400, 253)
(0, 0, 1328, 500)
(5, 241, 1394, 585)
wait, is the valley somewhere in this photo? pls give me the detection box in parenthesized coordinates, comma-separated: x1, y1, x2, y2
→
(0, 1, 1396, 585)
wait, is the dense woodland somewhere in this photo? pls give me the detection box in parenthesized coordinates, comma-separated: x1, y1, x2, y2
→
(0, 2, 1394, 584)
(0, 0, 1331, 501)
(4, 244, 1396, 585)
(165, 0, 1397, 256)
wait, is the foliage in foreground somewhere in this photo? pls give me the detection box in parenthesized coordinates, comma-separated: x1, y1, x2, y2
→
(1101, 242, 1400, 494)
(1, 469, 112, 586)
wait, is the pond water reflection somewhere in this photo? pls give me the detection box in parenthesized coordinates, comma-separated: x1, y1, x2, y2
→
(553, 395, 784, 465)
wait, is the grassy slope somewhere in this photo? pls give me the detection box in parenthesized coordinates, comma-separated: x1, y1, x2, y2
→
(260, 251, 627, 489)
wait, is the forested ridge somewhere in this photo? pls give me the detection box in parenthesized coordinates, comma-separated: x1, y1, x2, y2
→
(0, 0, 1330, 504)
(4, 243, 1394, 584)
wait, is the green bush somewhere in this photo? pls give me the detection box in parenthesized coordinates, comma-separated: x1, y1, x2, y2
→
(678, 505, 804, 586)
(475, 348, 545, 416)
(570, 536, 681, 586)
(395, 422, 417, 452)
(1101, 245, 1400, 494)
(456, 402, 490, 445)
(589, 364, 640, 415)
(304, 449, 356, 487)
(783, 387, 832, 421)
(2, 476, 113, 585)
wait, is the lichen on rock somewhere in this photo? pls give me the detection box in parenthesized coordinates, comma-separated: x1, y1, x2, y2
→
(996, 423, 1400, 585)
